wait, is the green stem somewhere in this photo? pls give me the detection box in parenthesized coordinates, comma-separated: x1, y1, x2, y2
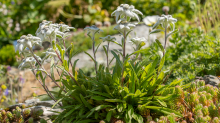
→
(163, 27, 167, 56)
(121, 30, 126, 86)
(107, 42, 110, 69)
(92, 36, 98, 76)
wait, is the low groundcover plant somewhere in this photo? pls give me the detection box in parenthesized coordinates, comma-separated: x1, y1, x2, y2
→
(15, 3, 185, 123)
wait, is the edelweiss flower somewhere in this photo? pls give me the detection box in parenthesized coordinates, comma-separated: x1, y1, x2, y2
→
(18, 56, 41, 69)
(42, 48, 61, 63)
(84, 25, 103, 38)
(100, 35, 116, 42)
(152, 14, 177, 30)
(111, 4, 143, 23)
(143, 15, 159, 26)
(36, 20, 69, 42)
(16, 34, 42, 54)
(58, 24, 75, 32)
(129, 37, 146, 45)
(113, 22, 136, 34)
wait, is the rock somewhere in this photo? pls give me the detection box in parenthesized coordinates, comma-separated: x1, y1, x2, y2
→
(4, 99, 63, 122)
(203, 75, 220, 87)
(197, 75, 220, 87)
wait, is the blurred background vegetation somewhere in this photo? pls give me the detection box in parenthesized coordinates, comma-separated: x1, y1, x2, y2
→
(0, 0, 197, 66)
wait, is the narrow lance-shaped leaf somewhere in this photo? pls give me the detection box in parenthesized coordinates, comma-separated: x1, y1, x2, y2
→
(150, 29, 163, 34)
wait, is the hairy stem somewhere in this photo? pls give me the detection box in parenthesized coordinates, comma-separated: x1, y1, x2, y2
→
(92, 36, 98, 76)
(54, 50, 81, 87)
(163, 27, 167, 56)
(107, 42, 110, 69)
(30, 64, 62, 106)
(121, 30, 126, 86)
(29, 48, 67, 93)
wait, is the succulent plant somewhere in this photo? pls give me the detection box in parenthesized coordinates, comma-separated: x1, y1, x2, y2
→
(0, 106, 45, 123)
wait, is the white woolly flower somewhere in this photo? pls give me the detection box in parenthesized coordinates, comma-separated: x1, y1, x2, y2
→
(143, 15, 159, 26)
(111, 4, 143, 23)
(84, 25, 103, 38)
(129, 37, 146, 45)
(113, 22, 136, 34)
(100, 35, 116, 42)
(36, 20, 71, 42)
(42, 48, 60, 63)
(16, 34, 42, 54)
(18, 55, 41, 69)
(58, 24, 75, 32)
(152, 14, 177, 30)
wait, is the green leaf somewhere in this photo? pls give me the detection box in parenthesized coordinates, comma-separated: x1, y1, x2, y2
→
(84, 51, 95, 63)
(133, 113, 143, 123)
(80, 94, 93, 109)
(63, 60, 69, 71)
(56, 44, 65, 61)
(156, 99, 167, 107)
(106, 111, 112, 122)
(64, 105, 81, 118)
(105, 99, 125, 103)
(72, 59, 79, 75)
(89, 91, 112, 98)
(111, 50, 123, 68)
(166, 29, 178, 39)
(155, 39, 164, 52)
(150, 29, 163, 34)
(87, 105, 112, 118)
(52, 90, 74, 108)
(95, 43, 102, 54)
(127, 105, 134, 120)
(103, 45, 108, 57)
(145, 106, 182, 117)
(117, 103, 124, 112)
(91, 96, 107, 100)
(158, 56, 165, 72)
(50, 58, 55, 80)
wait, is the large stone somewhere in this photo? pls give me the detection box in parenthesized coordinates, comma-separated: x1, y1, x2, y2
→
(5, 99, 63, 123)
(203, 75, 220, 87)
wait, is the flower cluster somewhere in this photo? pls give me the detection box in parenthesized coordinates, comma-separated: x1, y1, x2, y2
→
(16, 20, 74, 70)
(36, 20, 74, 42)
